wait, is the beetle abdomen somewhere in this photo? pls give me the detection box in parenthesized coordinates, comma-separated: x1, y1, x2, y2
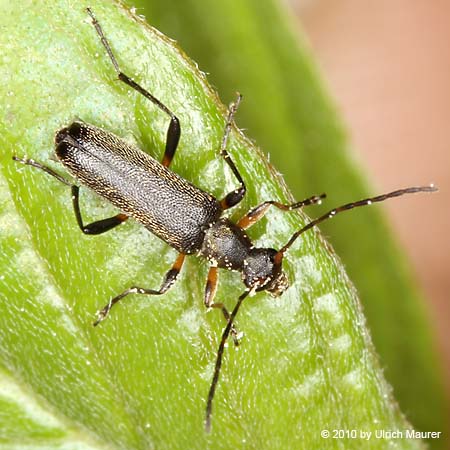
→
(55, 122, 222, 253)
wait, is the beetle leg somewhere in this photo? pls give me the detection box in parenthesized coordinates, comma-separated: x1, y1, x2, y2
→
(219, 94, 246, 210)
(94, 253, 186, 326)
(205, 267, 241, 346)
(71, 186, 129, 235)
(13, 156, 72, 186)
(237, 193, 326, 230)
(87, 8, 180, 168)
(12, 156, 129, 235)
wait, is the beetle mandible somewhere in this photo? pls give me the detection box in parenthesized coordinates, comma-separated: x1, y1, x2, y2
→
(12, 8, 437, 432)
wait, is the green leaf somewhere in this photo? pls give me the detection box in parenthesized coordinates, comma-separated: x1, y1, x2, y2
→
(0, 1, 442, 449)
(125, 0, 449, 446)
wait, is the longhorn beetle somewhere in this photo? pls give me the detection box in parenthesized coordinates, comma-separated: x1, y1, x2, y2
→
(13, 8, 437, 432)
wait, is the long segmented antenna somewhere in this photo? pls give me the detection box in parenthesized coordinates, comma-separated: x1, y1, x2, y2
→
(205, 290, 249, 432)
(278, 185, 437, 256)
(205, 185, 437, 430)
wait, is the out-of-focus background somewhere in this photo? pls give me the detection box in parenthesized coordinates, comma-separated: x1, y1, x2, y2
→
(291, 0, 450, 388)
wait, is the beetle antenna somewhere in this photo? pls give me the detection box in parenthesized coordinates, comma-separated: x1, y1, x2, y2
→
(278, 185, 438, 256)
(205, 290, 249, 432)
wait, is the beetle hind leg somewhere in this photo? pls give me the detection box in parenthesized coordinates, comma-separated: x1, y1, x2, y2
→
(86, 8, 180, 169)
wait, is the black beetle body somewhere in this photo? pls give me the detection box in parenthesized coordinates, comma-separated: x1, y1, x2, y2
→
(56, 122, 222, 254)
(13, 8, 437, 433)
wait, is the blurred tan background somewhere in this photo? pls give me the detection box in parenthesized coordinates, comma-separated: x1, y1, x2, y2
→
(290, 0, 450, 383)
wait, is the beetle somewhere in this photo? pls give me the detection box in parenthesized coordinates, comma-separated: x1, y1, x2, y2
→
(12, 8, 437, 431)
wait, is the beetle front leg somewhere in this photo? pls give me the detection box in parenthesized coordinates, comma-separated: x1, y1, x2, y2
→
(237, 193, 326, 230)
(205, 267, 242, 346)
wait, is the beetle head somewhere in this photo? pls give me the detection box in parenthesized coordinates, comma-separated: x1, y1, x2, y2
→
(242, 248, 288, 296)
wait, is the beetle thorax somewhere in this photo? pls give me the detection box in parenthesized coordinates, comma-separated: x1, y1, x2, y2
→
(200, 218, 252, 271)
(200, 218, 289, 295)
